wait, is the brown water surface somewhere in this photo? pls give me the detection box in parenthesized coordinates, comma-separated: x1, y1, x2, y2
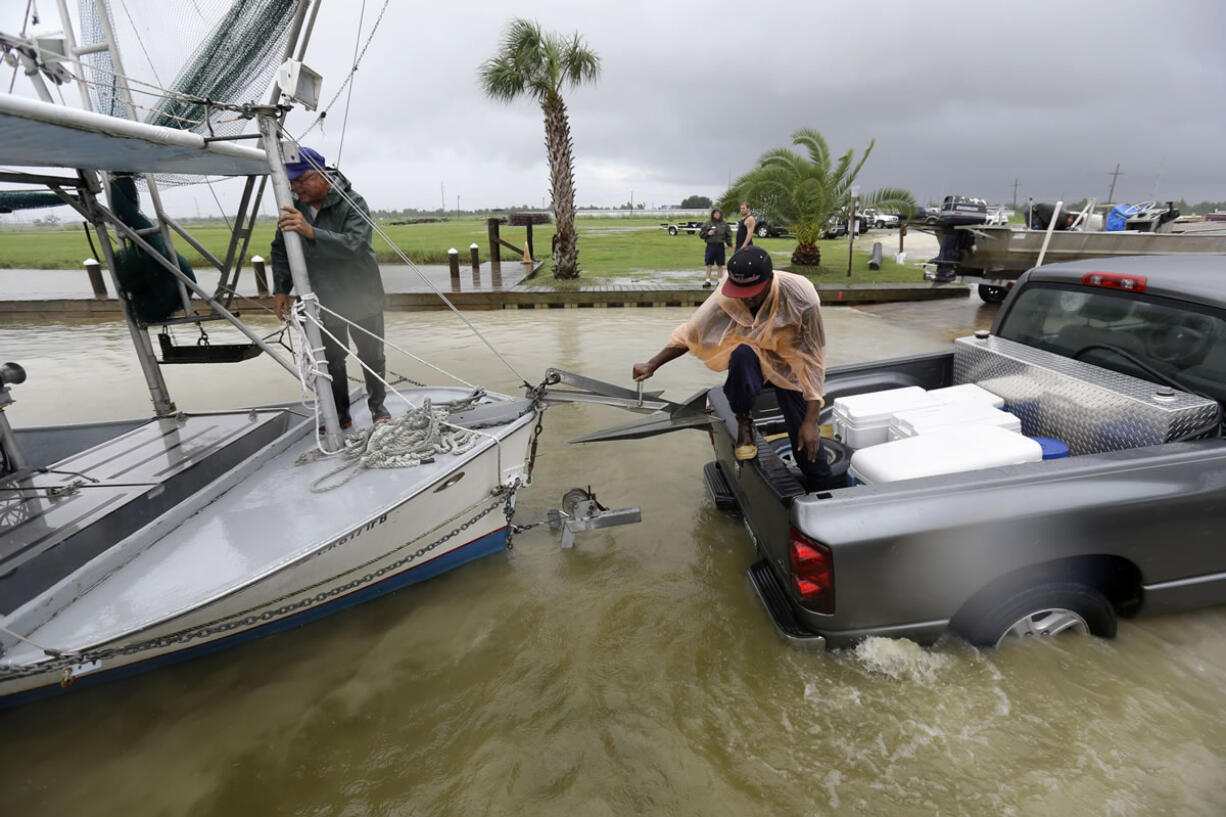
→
(1, 305, 1224, 816)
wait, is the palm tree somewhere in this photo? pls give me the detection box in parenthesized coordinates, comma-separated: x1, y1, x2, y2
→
(479, 19, 600, 279)
(722, 128, 915, 266)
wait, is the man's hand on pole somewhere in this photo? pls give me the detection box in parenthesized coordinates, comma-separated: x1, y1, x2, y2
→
(633, 346, 687, 382)
(277, 206, 315, 242)
(274, 292, 293, 321)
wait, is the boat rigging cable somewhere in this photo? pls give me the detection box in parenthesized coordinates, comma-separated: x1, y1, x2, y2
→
(297, 0, 391, 141)
(334, 0, 365, 165)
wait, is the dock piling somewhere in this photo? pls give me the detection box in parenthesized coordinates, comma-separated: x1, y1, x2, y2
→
(448, 248, 461, 290)
(83, 258, 107, 299)
(251, 255, 270, 297)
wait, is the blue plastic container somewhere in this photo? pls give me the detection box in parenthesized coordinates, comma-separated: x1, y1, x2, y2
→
(1029, 436, 1070, 460)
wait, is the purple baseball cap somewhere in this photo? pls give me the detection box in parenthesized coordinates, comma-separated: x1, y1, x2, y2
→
(285, 146, 325, 180)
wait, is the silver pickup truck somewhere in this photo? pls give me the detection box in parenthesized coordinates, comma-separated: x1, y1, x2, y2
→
(703, 255, 1226, 649)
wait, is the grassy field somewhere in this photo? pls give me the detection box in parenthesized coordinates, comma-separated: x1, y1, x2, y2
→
(0, 215, 926, 285)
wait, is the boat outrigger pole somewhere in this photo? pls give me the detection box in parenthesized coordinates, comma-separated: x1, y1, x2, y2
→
(255, 111, 346, 447)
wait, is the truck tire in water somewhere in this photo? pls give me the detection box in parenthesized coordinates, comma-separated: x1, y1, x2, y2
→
(953, 581, 1116, 648)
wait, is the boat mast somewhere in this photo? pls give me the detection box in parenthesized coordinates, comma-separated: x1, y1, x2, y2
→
(255, 112, 345, 447)
(254, 1, 344, 446)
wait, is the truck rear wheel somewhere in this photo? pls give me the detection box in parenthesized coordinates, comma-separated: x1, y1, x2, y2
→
(954, 582, 1116, 648)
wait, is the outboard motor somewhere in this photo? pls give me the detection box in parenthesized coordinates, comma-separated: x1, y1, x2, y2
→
(928, 196, 989, 283)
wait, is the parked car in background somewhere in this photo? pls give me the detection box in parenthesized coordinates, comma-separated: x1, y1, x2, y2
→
(862, 209, 900, 229)
(754, 217, 791, 238)
(659, 220, 707, 235)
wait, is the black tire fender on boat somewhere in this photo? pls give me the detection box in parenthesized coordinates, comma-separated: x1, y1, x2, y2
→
(951, 581, 1117, 648)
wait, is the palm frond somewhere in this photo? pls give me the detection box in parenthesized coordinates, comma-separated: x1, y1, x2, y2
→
(860, 187, 916, 214)
(846, 139, 875, 185)
(561, 32, 601, 86)
(791, 128, 830, 174)
(478, 55, 527, 101)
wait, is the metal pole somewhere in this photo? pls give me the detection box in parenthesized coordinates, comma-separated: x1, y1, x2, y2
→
(846, 195, 859, 278)
(54, 0, 95, 111)
(1035, 200, 1063, 268)
(89, 204, 177, 416)
(257, 113, 344, 447)
(14, 49, 54, 102)
(294, 0, 323, 61)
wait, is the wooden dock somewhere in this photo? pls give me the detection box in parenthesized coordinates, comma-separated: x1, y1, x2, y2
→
(0, 279, 967, 322)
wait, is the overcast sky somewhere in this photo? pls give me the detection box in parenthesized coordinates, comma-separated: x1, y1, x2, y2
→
(6, 0, 1226, 217)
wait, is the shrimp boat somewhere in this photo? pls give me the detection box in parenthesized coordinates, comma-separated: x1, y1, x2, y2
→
(0, 1, 542, 706)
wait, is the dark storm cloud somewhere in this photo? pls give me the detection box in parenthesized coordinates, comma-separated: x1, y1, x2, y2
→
(16, 0, 1218, 212)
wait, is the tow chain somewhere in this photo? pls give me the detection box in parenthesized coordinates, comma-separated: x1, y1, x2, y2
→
(0, 488, 516, 684)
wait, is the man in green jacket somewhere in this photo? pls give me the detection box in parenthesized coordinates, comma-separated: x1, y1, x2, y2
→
(698, 207, 733, 289)
(271, 147, 389, 429)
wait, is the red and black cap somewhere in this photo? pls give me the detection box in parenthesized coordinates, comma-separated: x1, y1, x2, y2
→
(722, 246, 774, 298)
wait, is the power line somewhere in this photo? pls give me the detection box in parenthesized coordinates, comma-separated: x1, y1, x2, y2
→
(1106, 164, 1123, 204)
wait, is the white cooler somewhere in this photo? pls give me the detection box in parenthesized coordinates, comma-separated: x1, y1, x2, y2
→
(849, 425, 1043, 485)
(888, 403, 1021, 441)
(831, 387, 934, 449)
(831, 384, 1007, 449)
(927, 383, 1004, 409)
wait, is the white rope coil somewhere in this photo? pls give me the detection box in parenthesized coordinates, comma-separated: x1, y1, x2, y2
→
(300, 398, 478, 492)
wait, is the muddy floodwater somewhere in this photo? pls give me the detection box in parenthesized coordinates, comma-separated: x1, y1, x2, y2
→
(2, 303, 1225, 816)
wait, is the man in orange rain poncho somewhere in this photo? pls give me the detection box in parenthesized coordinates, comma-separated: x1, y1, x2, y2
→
(632, 246, 837, 489)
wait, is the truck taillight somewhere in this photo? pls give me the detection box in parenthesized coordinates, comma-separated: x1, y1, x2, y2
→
(789, 527, 834, 613)
(1082, 271, 1146, 293)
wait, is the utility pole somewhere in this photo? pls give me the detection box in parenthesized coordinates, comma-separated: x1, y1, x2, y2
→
(1010, 179, 1020, 210)
(1106, 164, 1123, 205)
(441, 182, 446, 215)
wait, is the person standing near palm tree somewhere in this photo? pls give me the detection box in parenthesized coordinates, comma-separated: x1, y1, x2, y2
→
(479, 19, 600, 279)
(735, 201, 757, 253)
(698, 207, 732, 288)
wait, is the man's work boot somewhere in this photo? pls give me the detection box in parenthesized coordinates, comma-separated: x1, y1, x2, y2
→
(734, 412, 758, 461)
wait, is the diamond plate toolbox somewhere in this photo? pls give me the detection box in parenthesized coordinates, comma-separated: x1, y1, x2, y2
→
(952, 335, 1218, 455)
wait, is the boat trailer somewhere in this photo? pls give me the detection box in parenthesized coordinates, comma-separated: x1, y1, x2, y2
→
(531, 368, 717, 546)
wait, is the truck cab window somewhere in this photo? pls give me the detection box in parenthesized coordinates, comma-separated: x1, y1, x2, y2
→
(998, 284, 1226, 404)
